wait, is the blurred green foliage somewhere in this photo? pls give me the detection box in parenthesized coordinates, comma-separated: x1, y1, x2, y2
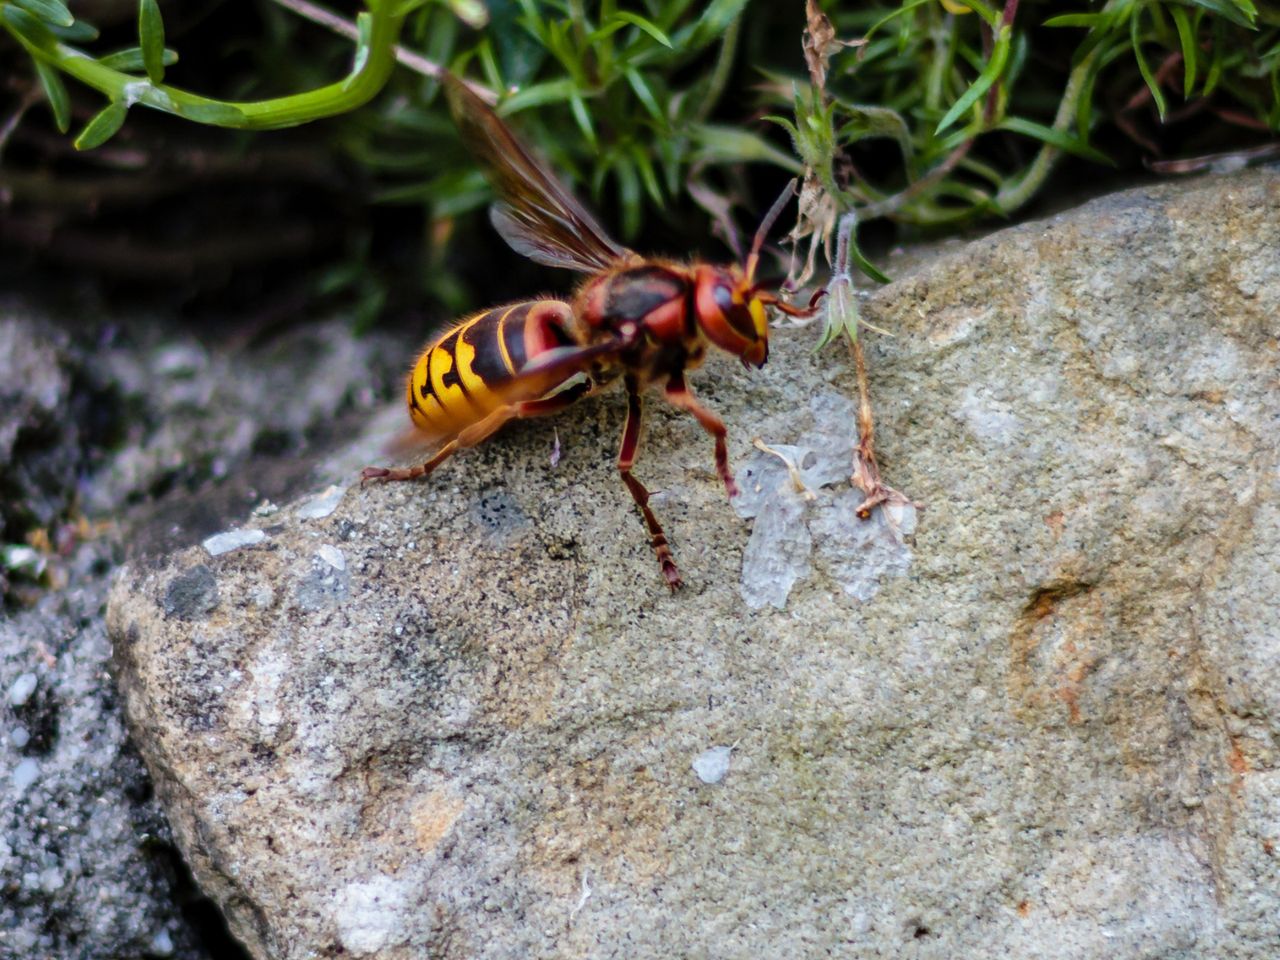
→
(1, 0, 1276, 330)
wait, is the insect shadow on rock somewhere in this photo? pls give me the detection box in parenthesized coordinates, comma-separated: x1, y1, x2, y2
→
(363, 72, 824, 591)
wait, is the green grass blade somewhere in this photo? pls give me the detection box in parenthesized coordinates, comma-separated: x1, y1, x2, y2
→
(625, 67, 665, 123)
(1170, 5, 1198, 98)
(683, 0, 748, 52)
(500, 77, 576, 113)
(1044, 14, 1107, 28)
(609, 11, 672, 48)
(1186, 0, 1256, 30)
(997, 116, 1114, 164)
(1130, 8, 1168, 122)
(936, 24, 1011, 133)
(569, 88, 598, 149)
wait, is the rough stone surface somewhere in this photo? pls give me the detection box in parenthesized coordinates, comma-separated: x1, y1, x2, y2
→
(0, 566, 211, 960)
(108, 170, 1280, 959)
(1, 305, 404, 960)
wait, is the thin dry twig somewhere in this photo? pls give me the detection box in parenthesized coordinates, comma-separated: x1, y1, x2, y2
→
(845, 333, 918, 519)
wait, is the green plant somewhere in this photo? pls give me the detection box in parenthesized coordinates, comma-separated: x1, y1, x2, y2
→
(774, 0, 1275, 307)
(0, 0, 410, 146)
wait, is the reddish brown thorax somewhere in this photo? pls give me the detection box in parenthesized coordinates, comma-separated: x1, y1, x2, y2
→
(576, 262, 770, 369)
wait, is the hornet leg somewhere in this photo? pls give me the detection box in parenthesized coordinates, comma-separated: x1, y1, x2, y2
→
(663, 372, 738, 499)
(618, 376, 682, 591)
(362, 384, 589, 483)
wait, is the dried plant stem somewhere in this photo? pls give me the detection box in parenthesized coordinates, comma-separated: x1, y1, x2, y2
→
(846, 329, 918, 519)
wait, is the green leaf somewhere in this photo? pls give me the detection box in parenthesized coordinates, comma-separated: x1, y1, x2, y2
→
(1044, 14, 1106, 28)
(445, 0, 489, 30)
(1185, 0, 1256, 30)
(612, 154, 641, 239)
(138, 0, 166, 83)
(33, 59, 70, 133)
(996, 116, 1114, 165)
(625, 68, 664, 124)
(863, 0, 932, 43)
(684, 0, 748, 52)
(944, 0, 1000, 28)
(936, 24, 1012, 133)
(1130, 8, 1168, 122)
(1, 4, 54, 46)
(500, 77, 576, 113)
(48, 17, 98, 41)
(836, 102, 912, 159)
(628, 142, 664, 207)
(848, 238, 890, 285)
(12, 0, 73, 28)
(393, 0, 434, 15)
(568, 88, 597, 149)
(691, 124, 805, 174)
(74, 101, 128, 150)
(1170, 5, 1198, 98)
(608, 11, 672, 48)
(1204, 18, 1225, 95)
(762, 114, 801, 143)
(97, 46, 179, 72)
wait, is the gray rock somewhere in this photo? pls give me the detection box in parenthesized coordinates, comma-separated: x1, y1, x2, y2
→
(0, 566, 210, 960)
(1, 304, 406, 960)
(107, 170, 1280, 959)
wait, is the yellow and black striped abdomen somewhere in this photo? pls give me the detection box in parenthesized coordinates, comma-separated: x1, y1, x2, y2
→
(406, 299, 578, 439)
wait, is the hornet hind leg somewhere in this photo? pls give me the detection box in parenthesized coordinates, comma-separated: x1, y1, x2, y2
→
(361, 383, 589, 483)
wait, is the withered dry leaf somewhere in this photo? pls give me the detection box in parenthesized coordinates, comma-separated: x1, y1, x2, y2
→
(803, 0, 838, 90)
(785, 174, 838, 289)
(802, 0, 864, 92)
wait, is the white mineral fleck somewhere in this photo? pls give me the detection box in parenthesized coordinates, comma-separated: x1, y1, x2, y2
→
(334, 876, 413, 954)
(8, 672, 37, 706)
(149, 929, 175, 957)
(10, 726, 30, 749)
(202, 528, 266, 556)
(11, 758, 40, 793)
(39, 867, 64, 892)
(316, 544, 346, 571)
(298, 484, 347, 520)
(2, 545, 44, 576)
(692, 745, 734, 784)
